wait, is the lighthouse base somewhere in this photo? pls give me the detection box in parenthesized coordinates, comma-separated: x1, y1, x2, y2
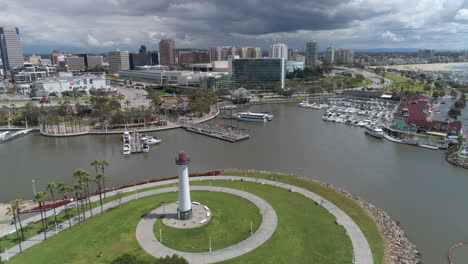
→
(177, 208, 193, 220)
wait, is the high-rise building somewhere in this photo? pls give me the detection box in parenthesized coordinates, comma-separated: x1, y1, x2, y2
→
(210, 46, 262, 61)
(231, 58, 286, 89)
(306, 41, 318, 66)
(334, 49, 354, 65)
(178, 51, 210, 65)
(129, 53, 147, 70)
(108, 50, 129, 73)
(0, 26, 24, 72)
(418, 49, 434, 60)
(269, 43, 288, 60)
(64, 56, 85, 72)
(149, 51, 159, 65)
(324, 47, 334, 65)
(159, 39, 176, 66)
(239, 47, 262, 59)
(78, 54, 104, 70)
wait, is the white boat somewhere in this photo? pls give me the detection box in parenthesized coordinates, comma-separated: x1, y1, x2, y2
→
(123, 144, 131, 155)
(142, 143, 150, 153)
(237, 112, 268, 122)
(123, 131, 131, 142)
(147, 136, 161, 145)
(364, 126, 384, 139)
(299, 101, 313, 108)
(0, 132, 9, 140)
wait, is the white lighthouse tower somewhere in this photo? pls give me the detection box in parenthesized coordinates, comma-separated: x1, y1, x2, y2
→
(175, 151, 192, 220)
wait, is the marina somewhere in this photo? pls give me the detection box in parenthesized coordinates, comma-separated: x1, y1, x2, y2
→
(183, 123, 249, 142)
(0, 104, 467, 263)
(122, 130, 160, 155)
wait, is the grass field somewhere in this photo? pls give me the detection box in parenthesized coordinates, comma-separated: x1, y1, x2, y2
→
(153, 191, 262, 252)
(5, 172, 384, 264)
(221, 171, 384, 264)
(382, 72, 432, 94)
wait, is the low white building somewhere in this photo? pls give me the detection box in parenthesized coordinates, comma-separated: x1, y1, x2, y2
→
(34, 73, 109, 97)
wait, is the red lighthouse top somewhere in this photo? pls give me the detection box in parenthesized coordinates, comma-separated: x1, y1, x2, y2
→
(175, 151, 191, 165)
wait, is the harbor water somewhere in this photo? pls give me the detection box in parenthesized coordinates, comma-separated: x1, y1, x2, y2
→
(0, 103, 467, 263)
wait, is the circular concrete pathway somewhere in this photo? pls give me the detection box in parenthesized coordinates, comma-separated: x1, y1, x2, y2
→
(136, 186, 278, 264)
(160, 202, 212, 229)
(0, 176, 373, 264)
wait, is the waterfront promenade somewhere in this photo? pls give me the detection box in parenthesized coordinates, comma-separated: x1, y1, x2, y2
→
(0, 176, 372, 264)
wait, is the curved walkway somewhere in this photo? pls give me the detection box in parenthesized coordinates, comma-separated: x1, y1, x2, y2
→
(0, 176, 373, 264)
(136, 186, 277, 264)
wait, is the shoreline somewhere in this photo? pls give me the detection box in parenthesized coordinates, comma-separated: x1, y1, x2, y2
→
(368, 62, 468, 72)
(223, 169, 422, 264)
(0, 200, 38, 229)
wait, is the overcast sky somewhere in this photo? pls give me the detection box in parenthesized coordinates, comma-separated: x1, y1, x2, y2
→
(2, 0, 468, 54)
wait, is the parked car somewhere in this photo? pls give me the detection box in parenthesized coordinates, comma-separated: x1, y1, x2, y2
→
(39, 99, 51, 104)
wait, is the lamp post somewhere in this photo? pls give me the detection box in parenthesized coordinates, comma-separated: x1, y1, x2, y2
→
(32, 179, 36, 196)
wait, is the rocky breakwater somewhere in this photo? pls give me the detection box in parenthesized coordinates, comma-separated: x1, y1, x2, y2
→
(224, 169, 422, 264)
(446, 151, 468, 169)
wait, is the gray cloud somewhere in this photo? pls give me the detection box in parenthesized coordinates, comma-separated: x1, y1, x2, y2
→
(0, 0, 467, 53)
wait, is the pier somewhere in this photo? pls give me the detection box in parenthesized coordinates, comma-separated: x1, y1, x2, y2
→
(182, 123, 249, 142)
(130, 131, 143, 153)
(0, 129, 34, 144)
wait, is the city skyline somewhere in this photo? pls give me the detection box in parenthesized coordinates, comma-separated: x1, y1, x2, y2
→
(3, 1, 468, 53)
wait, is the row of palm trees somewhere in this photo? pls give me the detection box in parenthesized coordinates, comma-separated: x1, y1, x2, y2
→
(4, 160, 110, 254)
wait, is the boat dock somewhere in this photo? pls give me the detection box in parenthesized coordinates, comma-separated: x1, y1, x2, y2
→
(130, 131, 143, 153)
(0, 129, 34, 144)
(182, 123, 249, 142)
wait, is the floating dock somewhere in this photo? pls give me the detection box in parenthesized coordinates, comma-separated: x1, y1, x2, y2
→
(0, 129, 34, 144)
(183, 124, 249, 142)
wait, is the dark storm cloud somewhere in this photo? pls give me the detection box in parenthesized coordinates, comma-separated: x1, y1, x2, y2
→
(110, 0, 390, 35)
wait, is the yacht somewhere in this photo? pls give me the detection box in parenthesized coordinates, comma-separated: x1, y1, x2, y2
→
(147, 136, 161, 145)
(0, 131, 9, 140)
(123, 131, 131, 142)
(237, 112, 268, 122)
(299, 101, 313, 108)
(364, 126, 384, 139)
(123, 144, 131, 155)
(142, 143, 150, 153)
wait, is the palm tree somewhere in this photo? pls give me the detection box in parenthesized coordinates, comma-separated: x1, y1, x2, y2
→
(46, 182, 59, 227)
(56, 183, 72, 229)
(71, 183, 84, 223)
(99, 160, 109, 198)
(90, 160, 100, 177)
(73, 169, 93, 216)
(94, 174, 105, 213)
(34, 192, 49, 240)
(13, 199, 25, 242)
(6, 201, 22, 252)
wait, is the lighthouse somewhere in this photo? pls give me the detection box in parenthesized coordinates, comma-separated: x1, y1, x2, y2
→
(175, 151, 192, 220)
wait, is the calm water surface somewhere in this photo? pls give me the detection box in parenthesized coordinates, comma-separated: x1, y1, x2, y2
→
(1, 103, 467, 264)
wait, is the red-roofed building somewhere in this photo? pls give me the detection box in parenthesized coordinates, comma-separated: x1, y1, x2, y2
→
(391, 96, 462, 136)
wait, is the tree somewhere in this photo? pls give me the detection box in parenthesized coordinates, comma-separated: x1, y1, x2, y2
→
(159, 254, 189, 264)
(71, 183, 84, 223)
(94, 174, 105, 213)
(73, 169, 93, 217)
(458, 133, 465, 149)
(6, 200, 23, 252)
(34, 191, 49, 240)
(56, 183, 73, 229)
(147, 90, 163, 114)
(98, 160, 109, 199)
(450, 89, 458, 98)
(46, 182, 59, 227)
(115, 191, 124, 204)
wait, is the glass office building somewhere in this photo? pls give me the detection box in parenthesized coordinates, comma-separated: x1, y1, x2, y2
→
(231, 58, 285, 90)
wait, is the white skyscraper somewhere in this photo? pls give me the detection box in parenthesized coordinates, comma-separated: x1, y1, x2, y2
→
(175, 151, 192, 220)
(108, 50, 129, 73)
(269, 43, 288, 60)
(0, 26, 24, 72)
(325, 47, 334, 65)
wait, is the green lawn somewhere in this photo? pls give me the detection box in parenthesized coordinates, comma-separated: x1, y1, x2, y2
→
(382, 72, 432, 94)
(320, 76, 373, 88)
(5, 172, 383, 264)
(221, 171, 384, 264)
(153, 191, 262, 252)
(0, 184, 173, 250)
